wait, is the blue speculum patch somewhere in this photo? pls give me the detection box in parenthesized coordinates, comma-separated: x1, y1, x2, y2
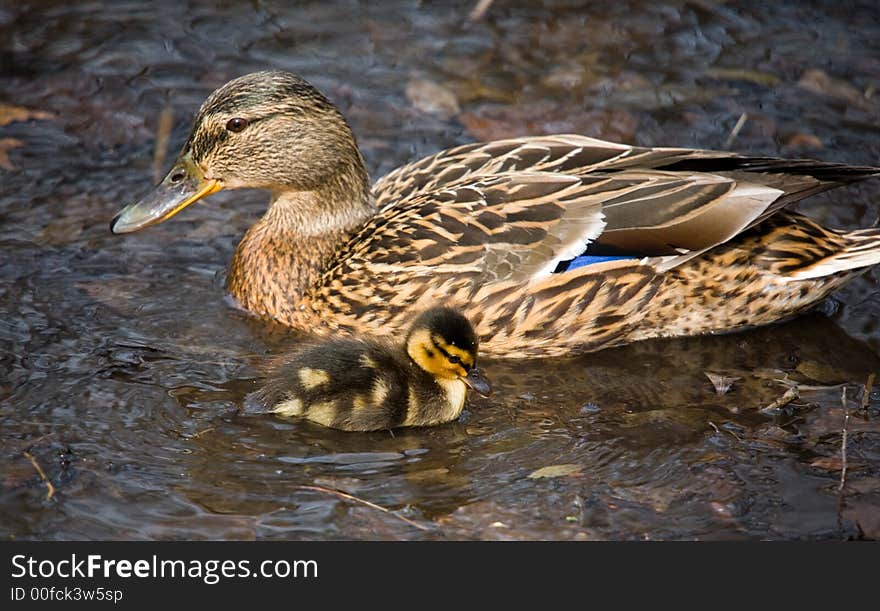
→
(557, 255, 636, 272)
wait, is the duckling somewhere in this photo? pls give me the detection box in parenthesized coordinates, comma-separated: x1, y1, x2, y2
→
(251, 307, 491, 432)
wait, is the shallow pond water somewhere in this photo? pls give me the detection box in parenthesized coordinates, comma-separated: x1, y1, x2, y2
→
(2, 0, 879, 540)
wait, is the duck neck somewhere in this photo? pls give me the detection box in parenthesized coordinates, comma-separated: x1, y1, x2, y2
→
(226, 166, 374, 323)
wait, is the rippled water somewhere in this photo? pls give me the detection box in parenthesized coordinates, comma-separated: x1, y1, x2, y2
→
(2, 0, 879, 540)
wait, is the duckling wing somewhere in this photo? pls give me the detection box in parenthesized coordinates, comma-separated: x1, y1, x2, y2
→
(249, 339, 415, 431)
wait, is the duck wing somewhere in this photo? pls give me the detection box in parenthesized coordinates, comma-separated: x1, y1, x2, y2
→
(374, 135, 877, 208)
(370, 134, 878, 265)
(349, 168, 784, 289)
(350, 172, 607, 285)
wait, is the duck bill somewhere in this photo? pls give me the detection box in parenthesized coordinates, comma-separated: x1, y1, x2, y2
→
(110, 157, 222, 234)
(463, 367, 492, 397)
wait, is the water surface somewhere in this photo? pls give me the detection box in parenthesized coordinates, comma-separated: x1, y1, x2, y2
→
(2, 0, 879, 540)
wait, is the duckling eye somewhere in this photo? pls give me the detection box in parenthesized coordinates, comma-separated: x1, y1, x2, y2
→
(448, 355, 461, 365)
(226, 117, 249, 133)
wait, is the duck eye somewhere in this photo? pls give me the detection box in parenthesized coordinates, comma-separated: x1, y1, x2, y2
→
(226, 117, 248, 133)
(448, 355, 461, 365)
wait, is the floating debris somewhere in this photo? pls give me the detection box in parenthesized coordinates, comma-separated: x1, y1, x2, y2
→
(705, 371, 741, 395)
(705, 67, 781, 87)
(295, 484, 430, 532)
(528, 464, 582, 479)
(0, 104, 53, 126)
(23, 451, 55, 501)
(784, 132, 823, 150)
(405, 78, 460, 118)
(0, 138, 24, 171)
(152, 106, 174, 183)
(838, 387, 850, 534)
(580, 402, 601, 414)
(797, 69, 874, 110)
(759, 386, 800, 415)
(723, 112, 747, 149)
(812, 456, 846, 471)
(862, 373, 876, 410)
(468, 0, 494, 21)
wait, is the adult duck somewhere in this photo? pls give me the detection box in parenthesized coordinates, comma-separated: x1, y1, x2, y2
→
(111, 71, 880, 358)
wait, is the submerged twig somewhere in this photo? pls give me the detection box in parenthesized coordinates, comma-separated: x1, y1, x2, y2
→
(469, 0, 495, 21)
(294, 484, 430, 532)
(773, 373, 844, 392)
(862, 373, 875, 410)
(759, 386, 799, 415)
(777, 382, 843, 392)
(23, 451, 56, 501)
(780, 416, 804, 429)
(725, 428, 742, 442)
(189, 427, 215, 440)
(723, 112, 748, 149)
(708, 421, 742, 442)
(837, 387, 850, 534)
(152, 106, 174, 183)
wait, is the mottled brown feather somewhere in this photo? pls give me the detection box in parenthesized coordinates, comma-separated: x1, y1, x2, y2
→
(226, 134, 880, 357)
(115, 73, 880, 358)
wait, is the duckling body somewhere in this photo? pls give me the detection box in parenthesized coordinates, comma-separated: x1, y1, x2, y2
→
(252, 307, 490, 431)
(257, 338, 461, 431)
(111, 71, 880, 358)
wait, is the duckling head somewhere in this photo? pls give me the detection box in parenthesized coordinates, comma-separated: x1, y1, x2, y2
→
(111, 70, 370, 234)
(405, 307, 492, 396)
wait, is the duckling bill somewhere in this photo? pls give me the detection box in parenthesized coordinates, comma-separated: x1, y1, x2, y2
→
(251, 307, 491, 432)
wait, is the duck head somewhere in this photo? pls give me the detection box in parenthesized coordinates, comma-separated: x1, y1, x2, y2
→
(111, 70, 369, 234)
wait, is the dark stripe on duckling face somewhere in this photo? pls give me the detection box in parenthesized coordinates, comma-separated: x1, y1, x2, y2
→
(405, 307, 480, 381)
(432, 336, 474, 372)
